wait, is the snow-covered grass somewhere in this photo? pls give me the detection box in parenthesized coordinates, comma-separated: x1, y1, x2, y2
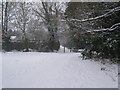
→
(2, 52, 118, 88)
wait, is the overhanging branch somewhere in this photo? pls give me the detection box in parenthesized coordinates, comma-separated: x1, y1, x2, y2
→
(63, 6, 120, 23)
(87, 22, 120, 33)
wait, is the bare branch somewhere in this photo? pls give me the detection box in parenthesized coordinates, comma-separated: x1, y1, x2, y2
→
(33, 8, 46, 20)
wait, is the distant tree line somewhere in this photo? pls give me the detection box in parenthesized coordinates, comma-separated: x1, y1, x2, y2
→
(3, 39, 60, 52)
(1, 2, 64, 52)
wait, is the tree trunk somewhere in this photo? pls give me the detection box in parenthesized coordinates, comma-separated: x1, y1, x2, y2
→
(4, 2, 8, 34)
(64, 46, 65, 53)
(2, 1, 4, 35)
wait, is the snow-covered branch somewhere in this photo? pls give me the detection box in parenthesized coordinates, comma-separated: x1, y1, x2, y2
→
(65, 6, 120, 22)
(110, 22, 120, 29)
(87, 22, 120, 33)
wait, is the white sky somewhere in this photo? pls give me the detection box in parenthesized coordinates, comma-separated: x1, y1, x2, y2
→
(1, 0, 120, 2)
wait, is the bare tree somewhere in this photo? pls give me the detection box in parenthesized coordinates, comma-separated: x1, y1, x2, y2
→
(14, 2, 31, 38)
(2, 2, 17, 37)
(33, 2, 65, 51)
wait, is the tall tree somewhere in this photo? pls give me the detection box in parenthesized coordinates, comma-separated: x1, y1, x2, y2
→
(2, 2, 17, 51)
(33, 2, 64, 51)
(13, 2, 32, 51)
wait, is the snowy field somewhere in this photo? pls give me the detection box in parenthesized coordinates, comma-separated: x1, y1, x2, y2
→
(2, 51, 118, 88)
(0, 52, 2, 89)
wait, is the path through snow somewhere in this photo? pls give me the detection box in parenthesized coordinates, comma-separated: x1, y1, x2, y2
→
(2, 52, 118, 88)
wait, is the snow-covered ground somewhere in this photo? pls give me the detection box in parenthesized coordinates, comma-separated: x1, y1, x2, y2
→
(2, 51, 118, 88)
(119, 64, 120, 89)
(0, 52, 2, 89)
